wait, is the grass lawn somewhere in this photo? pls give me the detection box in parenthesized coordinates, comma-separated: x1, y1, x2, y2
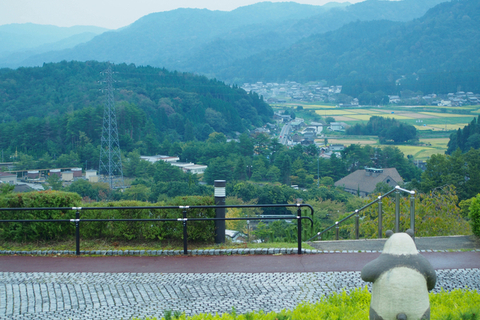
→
(0, 239, 316, 253)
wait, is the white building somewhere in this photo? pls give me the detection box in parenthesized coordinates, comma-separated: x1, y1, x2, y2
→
(0, 172, 17, 184)
(140, 155, 180, 164)
(61, 171, 74, 182)
(330, 122, 345, 131)
(86, 170, 98, 183)
(183, 164, 208, 175)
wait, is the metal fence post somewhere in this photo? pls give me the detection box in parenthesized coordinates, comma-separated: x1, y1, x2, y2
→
(395, 187, 400, 233)
(355, 210, 359, 239)
(335, 221, 339, 240)
(214, 180, 226, 244)
(182, 207, 188, 254)
(297, 205, 302, 254)
(410, 191, 415, 238)
(75, 209, 80, 256)
(378, 196, 383, 238)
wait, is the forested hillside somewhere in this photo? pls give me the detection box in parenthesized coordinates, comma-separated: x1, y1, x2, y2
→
(220, 0, 480, 94)
(3, 0, 446, 76)
(446, 115, 480, 154)
(0, 61, 272, 158)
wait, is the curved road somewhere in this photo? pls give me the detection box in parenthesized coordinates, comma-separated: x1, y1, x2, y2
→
(1, 251, 479, 273)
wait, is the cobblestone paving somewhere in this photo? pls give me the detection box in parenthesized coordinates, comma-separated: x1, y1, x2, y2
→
(1, 269, 479, 320)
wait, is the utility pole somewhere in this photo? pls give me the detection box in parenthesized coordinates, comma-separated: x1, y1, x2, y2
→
(98, 63, 124, 189)
(317, 155, 319, 186)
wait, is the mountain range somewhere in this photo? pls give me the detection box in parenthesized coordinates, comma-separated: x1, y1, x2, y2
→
(1, 0, 447, 74)
(1, 0, 478, 95)
(0, 24, 108, 67)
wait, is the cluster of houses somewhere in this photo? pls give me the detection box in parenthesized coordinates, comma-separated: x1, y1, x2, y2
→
(241, 81, 343, 103)
(272, 112, 349, 147)
(241, 79, 480, 107)
(0, 167, 100, 192)
(140, 155, 207, 175)
(389, 91, 480, 107)
(0, 155, 207, 193)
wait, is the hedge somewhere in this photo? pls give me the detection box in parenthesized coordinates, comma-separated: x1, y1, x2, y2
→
(0, 192, 215, 243)
(80, 196, 215, 242)
(0, 191, 81, 241)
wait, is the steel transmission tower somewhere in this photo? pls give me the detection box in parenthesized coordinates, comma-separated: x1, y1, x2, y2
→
(99, 64, 124, 189)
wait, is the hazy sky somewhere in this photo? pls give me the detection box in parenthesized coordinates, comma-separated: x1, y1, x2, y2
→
(0, 0, 362, 29)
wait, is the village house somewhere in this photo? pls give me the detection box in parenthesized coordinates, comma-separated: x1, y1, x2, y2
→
(334, 167, 403, 197)
(0, 172, 17, 184)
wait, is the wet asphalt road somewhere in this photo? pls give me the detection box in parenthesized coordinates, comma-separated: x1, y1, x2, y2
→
(1, 251, 479, 273)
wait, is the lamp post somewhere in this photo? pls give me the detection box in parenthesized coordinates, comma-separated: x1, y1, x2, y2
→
(214, 180, 226, 244)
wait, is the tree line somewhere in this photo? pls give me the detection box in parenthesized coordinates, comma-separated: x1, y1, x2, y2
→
(446, 115, 480, 154)
(346, 116, 417, 144)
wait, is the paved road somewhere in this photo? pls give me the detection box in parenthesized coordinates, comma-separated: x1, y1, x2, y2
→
(1, 251, 479, 273)
(1, 249, 479, 319)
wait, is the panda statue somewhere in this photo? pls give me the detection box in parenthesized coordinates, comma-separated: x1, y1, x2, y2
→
(361, 230, 437, 320)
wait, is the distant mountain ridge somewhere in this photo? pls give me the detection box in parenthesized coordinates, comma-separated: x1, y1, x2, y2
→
(1, 0, 447, 74)
(0, 23, 108, 59)
(220, 0, 480, 94)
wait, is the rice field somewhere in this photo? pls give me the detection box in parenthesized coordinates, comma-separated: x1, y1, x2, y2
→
(290, 104, 479, 160)
(348, 114, 412, 120)
(315, 109, 356, 115)
(419, 112, 471, 118)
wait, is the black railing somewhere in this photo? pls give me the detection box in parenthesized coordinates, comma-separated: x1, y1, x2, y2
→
(307, 186, 416, 241)
(0, 203, 314, 255)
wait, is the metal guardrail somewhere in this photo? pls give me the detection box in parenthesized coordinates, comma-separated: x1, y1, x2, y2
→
(308, 186, 416, 241)
(0, 203, 314, 255)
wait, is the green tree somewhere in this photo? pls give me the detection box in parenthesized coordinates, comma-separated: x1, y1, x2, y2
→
(0, 183, 15, 195)
(207, 132, 227, 144)
(153, 160, 184, 183)
(233, 157, 247, 181)
(251, 157, 267, 181)
(420, 148, 480, 201)
(357, 186, 470, 238)
(266, 165, 281, 182)
(123, 184, 151, 201)
(16, 153, 36, 170)
(45, 174, 63, 190)
(238, 133, 254, 157)
(203, 157, 234, 185)
(66, 179, 97, 199)
(469, 194, 480, 237)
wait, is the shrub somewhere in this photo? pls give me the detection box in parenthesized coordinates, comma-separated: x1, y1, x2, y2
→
(353, 186, 471, 238)
(0, 192, 216, 243)
(133, 288, 480, 320)
(0, 191, 81, 241)
(80, 196, 215, 242)
(469, 194, 480, 237)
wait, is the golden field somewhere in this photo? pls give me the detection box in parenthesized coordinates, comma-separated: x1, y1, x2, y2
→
(299, 105, 479, 160)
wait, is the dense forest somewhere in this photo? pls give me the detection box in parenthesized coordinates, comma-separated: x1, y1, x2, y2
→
(446, 115, 480, 154)
(0, 61, 272, 159)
